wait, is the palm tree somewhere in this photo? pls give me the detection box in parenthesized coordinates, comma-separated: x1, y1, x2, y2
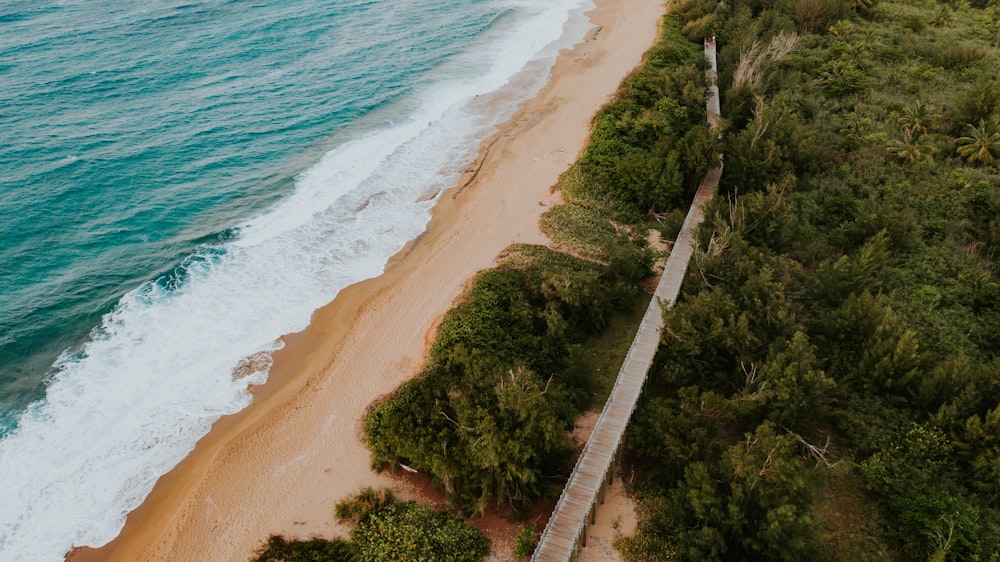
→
(886, 129, 936, 164)
(956, 118, 1000, 166)
(898, 100, 937, 137)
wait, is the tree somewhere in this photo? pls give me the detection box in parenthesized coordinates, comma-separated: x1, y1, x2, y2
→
(959, 404, 1000, 504)
(956, 118, 1000, 166)
(898, 99, 937, 137)
(628, 422, 821, 561)
(860, 424, 981, 560)
(733, 331, 836, 428)
(629, 388, 723, 487)
(886, 129, 936, 164)
(366, 348, 575, 515)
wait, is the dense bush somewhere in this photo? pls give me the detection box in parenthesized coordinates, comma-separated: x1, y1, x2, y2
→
(361, 4, 706, 524)
(252, 489, 490, 562)
(253, 535, 356, 562)
(344, 493, 490, 562)
(364, 243, 652, 514)
(576, 14, 714, 213)
(621, 0, 1000, 560)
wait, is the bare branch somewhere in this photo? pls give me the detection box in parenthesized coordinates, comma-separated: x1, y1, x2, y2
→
(439, 410, 475, 432)
(742, 360, 758, 386)
(795, 433, 841, 469)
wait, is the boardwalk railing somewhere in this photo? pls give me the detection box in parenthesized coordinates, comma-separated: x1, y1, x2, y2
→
(530, 37, 722, 562)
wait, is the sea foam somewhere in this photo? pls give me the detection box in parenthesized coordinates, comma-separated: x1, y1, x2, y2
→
(0, 1, 592, 560)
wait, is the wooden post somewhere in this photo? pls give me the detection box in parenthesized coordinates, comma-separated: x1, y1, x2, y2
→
(581, 521, 588, 548)
(590, 501, 597, 525)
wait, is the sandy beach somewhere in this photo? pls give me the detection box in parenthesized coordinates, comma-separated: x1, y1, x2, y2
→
(71, 1, 664, 560)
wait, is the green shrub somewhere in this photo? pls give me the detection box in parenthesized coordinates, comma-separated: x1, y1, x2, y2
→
(252, 535, 356, 562)
(513, 525, 539, 558)
(784, 0, 848, 33)
(575, 16, 708, 213)
(817, 58, 871, 97)
(951, 76, 1000, 134)
(627, 1, 1000, 559)
(938, 44, 986, 70)
(334, 487, 396, 520)
(349, 498, 490, 562)
(252, 488, 492, 562)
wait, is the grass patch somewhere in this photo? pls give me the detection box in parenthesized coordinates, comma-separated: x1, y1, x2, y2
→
(540, 204, 619, 262)
(812, 469, 897, 562)
(580, 289, 653, 409)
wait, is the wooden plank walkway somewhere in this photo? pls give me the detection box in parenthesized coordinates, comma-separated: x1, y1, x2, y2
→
(531, 37, 721, 562)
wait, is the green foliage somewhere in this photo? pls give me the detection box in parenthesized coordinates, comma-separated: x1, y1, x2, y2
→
(857, 424, 987, 560)
(334, 488, 396, 521)
(625, 0, 1000, 559)
(939, 43, 987, 70)
(956, 117, 1000, 166)
(349, 500, 489, 562)
(897, 99, 938, 137)
(513, 525, 539, 558)
(952, 76, 1000, 133)
(733, 331, 836, 428)
(784, 0, 848, 33)
(723, 94, 831, 193)
(817, 58, 872, 97)
(576, 14, 712, 212)
(365, 349, 576, 514)
(850, 0, 876, 17)
(252, 535, 357, 562)
(623, 422, 822, 561)
(256, 488, 490, 562)
(539, 204, 620, 262)
(963, 182, 1000, 263)
(365, 243, 653, 513)
(886, 129, 937, 164)
(805, 231, 888, 306)
(959, 403, 1000, 502)
(628, 388, 724, 487)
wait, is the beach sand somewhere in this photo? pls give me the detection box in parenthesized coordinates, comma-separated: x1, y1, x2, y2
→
(71, 1, 664, 560)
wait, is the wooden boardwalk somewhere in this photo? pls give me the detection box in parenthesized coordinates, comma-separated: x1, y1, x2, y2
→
(531, 38, 721, 562)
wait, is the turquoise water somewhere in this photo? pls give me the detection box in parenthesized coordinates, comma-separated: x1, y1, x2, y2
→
(0, 0, 502, 429)
(0, 0, 591, 559)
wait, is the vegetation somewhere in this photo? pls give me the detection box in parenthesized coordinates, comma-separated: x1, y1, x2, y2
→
(266, 0, 1000, 558)
(363, 243, 654, 515)
(569, 16, 717, 217)
(253, 536, 356, 562)
(514, 524, 540, 558)
(251, 488, 489, 562)
(615, 0, 1000, 560)
(254, 11, 718, 560)
(362, 14, 715, 516)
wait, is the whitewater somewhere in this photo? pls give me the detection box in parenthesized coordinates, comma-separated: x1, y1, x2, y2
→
(0, 1, 593, 560)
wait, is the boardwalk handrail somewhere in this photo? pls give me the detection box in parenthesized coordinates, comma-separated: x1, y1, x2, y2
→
(531, 37, 722, 562)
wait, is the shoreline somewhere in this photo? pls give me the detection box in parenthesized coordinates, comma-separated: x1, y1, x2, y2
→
(71, 1, 665, 560)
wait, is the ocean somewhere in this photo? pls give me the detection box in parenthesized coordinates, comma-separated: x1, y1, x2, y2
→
(0, 0, 592, 559)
